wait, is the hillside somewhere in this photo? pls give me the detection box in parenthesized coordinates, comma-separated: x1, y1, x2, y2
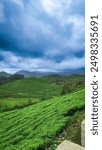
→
(0, 77, 62, 99)
(0, 88, 85, 150)
(0, 75, 84, 99)
(0, 75, 85, 112)
(0, 71, 11, 77)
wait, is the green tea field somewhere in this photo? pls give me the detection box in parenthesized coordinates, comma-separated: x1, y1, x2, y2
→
(0, 98, 41, 112)
(0, 75, 84, 111)
(0, 89, 85, 150)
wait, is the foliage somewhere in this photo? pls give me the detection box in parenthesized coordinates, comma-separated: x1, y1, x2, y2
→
(0, 75, 84, 99)
(0, 89, 85, 150)
(0, 75, 84, 112)
(0, 98, 41, 112)
(61, 80, 84, 95)
(48, 110, 85, 150)
(0, 74, 24, 85)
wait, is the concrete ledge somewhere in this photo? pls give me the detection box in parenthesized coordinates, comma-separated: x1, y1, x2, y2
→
(81, 119, 85, 147)
(56, 140, 85, 150)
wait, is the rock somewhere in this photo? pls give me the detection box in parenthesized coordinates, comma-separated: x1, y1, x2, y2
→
(56, 140, 85, 150)
(81, 120, 85, 147)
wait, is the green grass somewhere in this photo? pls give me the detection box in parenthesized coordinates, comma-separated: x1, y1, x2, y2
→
(0, 98, 41, 112)
(0, 75, 84, 98)
(0, 88, 85, 150)
(0, 75, 84, 112)
(0, 77, 62, 99)
(48, 110, 85, 150)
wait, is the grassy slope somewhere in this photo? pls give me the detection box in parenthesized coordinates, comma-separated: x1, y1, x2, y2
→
(0, 98, 41, 112)
(0, 77, 62, 99)
(0, 75, 84, 99)
(49, 110, 85, 150)
(0, 88, 85, 150)
(0, 75, 84, 111)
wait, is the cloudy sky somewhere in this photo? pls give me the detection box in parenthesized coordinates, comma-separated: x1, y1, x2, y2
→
(0, 0, 85, 73)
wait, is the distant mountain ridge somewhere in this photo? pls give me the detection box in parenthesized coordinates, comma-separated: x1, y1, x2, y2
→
(0, 71, 11, 77)
(15, 68, 85, 77)
(0, 68, 85, 78)
(15, 70, 58, 77)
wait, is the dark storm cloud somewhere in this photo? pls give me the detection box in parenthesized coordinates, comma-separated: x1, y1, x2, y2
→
(0, 0, 85, 72)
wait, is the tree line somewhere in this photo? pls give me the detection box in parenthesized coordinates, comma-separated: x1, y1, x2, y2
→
(0, 74, 24, 85)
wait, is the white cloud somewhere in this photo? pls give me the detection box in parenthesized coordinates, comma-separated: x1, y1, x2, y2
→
(64, 15, 85, 50)
(41, 0, 85, 51)
(0, 3, 5, 23)
(10, 0, 24, 9)
(0, 0, 85, 72)
(58, 57, 85, 69)
(0, 51, 84, 73)
(41, 0, 71, 16)
(41, 0, 56, 15)
(0, 51, 19, 63)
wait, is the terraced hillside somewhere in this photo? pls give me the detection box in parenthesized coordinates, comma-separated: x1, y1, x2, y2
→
(0, 88, 84, 150)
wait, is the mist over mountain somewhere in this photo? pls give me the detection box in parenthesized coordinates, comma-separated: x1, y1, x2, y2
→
(15, 68, 85, 77)
(0, 67, 85, 78)
(15, 70, 55, 77)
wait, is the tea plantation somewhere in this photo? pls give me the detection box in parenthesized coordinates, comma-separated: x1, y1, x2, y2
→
(0, 75, 84, 111)
(0, 88, 84, 150)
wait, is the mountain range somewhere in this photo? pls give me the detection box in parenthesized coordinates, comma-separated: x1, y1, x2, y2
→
(15, 68, 85, 77)
(0, 71, 11, 77)
(0, 68, 85, 78)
